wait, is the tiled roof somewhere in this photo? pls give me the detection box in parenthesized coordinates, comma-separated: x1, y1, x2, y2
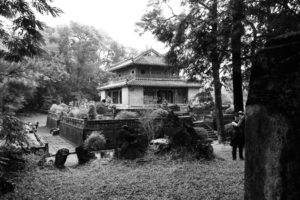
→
(108, 48, 171, 72)
(98, 79, 201, 90)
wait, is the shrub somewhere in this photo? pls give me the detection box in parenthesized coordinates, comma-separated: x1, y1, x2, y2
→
(88, 105, 97, 120)
(115, 111, 138, 119)
(148, 108, 169, 118)
(115, 126, 148, 160)
(68, 107, 80, 118)
(68, 107, 88, 119)
(0, 146, 25, 174)
(194, 127, 209, 141)
(49, 104, 65, 115)
(140, 109, 169, 140)
(76, 109, 88, 119)
(146, 112, 214, 160)
(84, 131, 106, 151)
(95, 102, 109, 114)
(0, 115, 27, 145)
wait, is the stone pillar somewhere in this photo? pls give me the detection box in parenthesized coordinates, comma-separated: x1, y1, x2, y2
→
(245, 32, 300, 200)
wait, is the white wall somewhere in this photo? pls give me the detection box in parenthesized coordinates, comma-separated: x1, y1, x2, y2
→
(128, 87, 143, 105)
(188, 88, 200, 101)
(99, 91, 106, 101)
(122, 87, 129, 105)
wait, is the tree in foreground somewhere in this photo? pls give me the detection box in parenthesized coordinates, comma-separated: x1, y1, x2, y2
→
(245, 32, 300, 200)
(0, 0, 62, 62)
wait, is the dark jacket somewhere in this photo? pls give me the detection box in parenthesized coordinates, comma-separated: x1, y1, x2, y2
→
(230, 118, 245, 146)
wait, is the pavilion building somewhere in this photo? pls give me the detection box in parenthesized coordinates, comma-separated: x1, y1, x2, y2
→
(97, 49, 201, 109)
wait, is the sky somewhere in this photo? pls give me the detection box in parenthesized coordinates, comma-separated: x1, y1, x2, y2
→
(39, 0, 169, 53)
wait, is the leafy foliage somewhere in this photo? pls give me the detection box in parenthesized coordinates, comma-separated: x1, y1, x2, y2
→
(84, 131, 106, 151)
(87, 104, 97, 120)
(0, 0, 62, 61)
(0, 115, 27, 145)
(115, 111, 139, 120)
(2, 143, 244, 199)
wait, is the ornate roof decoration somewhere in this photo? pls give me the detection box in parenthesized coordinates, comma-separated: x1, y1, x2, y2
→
(108, 48, 170, 72)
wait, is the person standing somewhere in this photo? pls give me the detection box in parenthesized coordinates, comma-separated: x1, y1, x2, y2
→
(231, 111, 245, 160)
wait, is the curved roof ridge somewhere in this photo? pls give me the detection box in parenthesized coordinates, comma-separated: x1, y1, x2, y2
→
(108, 48, 167, 72)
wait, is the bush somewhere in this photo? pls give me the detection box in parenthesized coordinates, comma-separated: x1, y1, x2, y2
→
(148, 109, 169, 118)
(146, 112, 214, 160)
(140, 109, 169, 140)
(68, 107, 80, 118)
(76, 109, 88, 119)
(0, 146, 25, 175)
(49, 104, 67, 115)
(84, 131, 106, 151)
(88, 105, 97, 120)
(194, 127, 209, 141)
(115, 126, 148, 160)
(0, 115, 27, 145)
(68, 107, 88, 119)
(95, 102, 109, 114)
(115, 111, 138, 119)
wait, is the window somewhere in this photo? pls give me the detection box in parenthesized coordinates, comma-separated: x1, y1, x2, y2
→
(106, 89, 122, 104)
(141, 69, 146, 74)
(131, 70, 135, 74)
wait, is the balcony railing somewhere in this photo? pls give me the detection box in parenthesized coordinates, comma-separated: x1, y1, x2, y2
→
(136, 73, 180, 80)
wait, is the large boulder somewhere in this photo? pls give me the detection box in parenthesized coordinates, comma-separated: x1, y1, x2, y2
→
(75, 145, 96, 165)
(54, 148, 69, 169)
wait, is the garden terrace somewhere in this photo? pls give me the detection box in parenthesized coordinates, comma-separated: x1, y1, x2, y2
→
(47, 113, 206, 148)
(57, 116, 142, 148)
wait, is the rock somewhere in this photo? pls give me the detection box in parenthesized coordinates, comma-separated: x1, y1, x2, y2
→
(54, 148, 69, 169)
(50, 128, 60, 136)
(75, 145, 95, 165)
(149, 138, 170, 154)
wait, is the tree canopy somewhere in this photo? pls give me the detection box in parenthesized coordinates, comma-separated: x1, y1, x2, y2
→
(0, 0, 62, 61)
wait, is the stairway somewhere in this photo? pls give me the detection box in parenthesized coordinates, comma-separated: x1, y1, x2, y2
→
(193, 120, 218, 141)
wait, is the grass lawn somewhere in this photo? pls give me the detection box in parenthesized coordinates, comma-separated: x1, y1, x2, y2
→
(2, 143, 244, 200)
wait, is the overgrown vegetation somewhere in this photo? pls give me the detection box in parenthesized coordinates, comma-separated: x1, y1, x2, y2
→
(115, 111, 139, 120)
(84, 131, 106, 151)
(2, 143, 244, 200)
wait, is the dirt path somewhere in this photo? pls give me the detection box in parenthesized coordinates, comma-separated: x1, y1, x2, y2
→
(18, 113, 47, 127)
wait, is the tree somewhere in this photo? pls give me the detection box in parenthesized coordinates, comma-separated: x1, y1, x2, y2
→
(0, 0, 62, 62)
(137, 0, 231, 141)
(230, 0, 245, 112)
(245, 31, 300, 200)
(42, 22, 128, 102)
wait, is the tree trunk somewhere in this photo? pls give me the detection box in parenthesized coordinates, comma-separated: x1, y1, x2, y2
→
(211, 0, 225, 142)
(245, 33, 300, 200)
(212, 61, 225, 142)
(231, 0, 244, 112)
